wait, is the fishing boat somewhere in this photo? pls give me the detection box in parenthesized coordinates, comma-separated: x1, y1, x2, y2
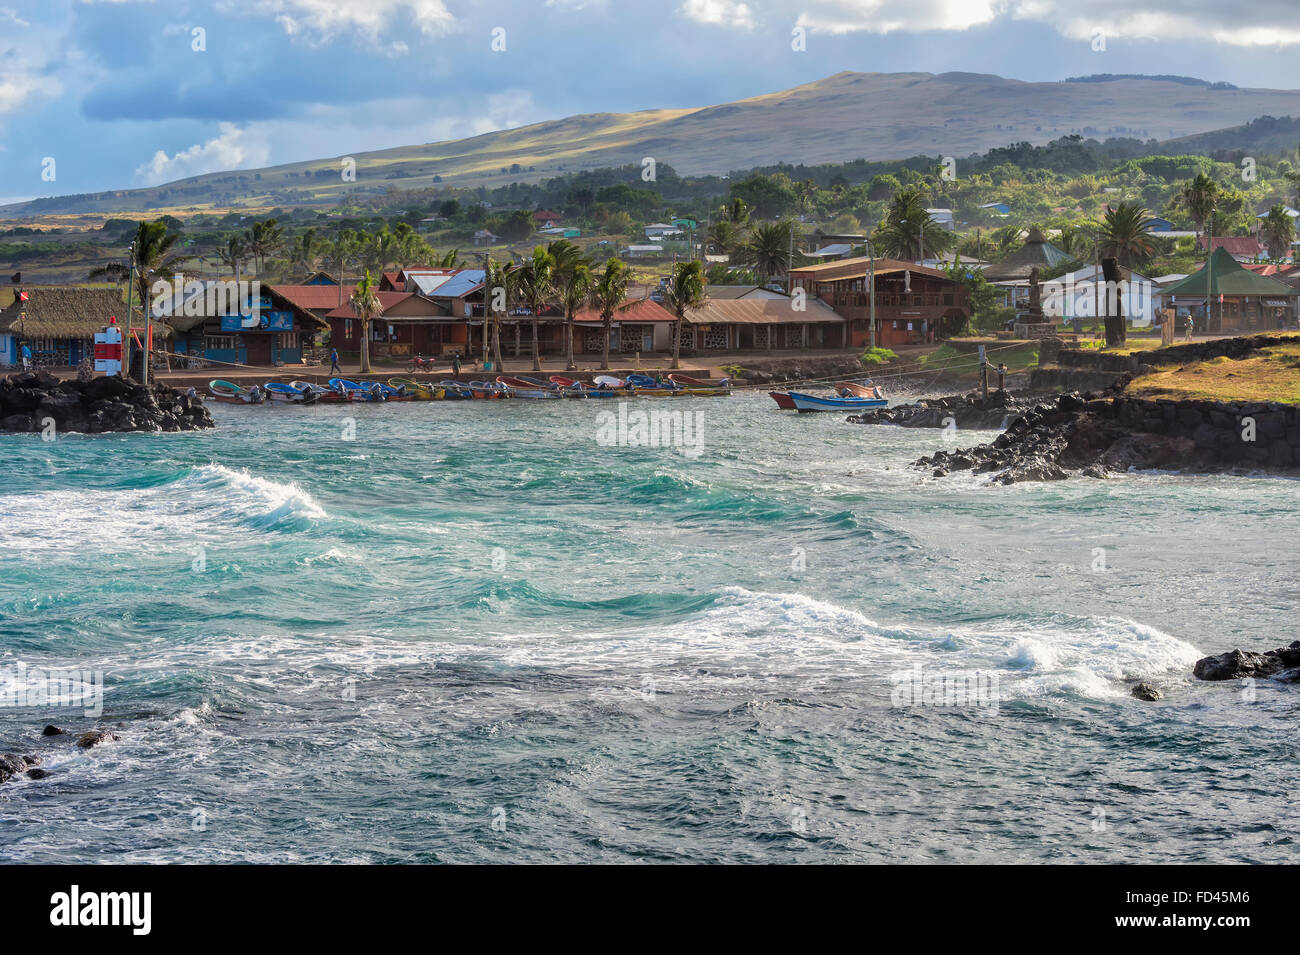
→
(768, 391, 797, 410)
(264, 381, 319, 404)
(834, 380, 885, 399)
(666, 372, 732, 396)
(372, 382, 414, 401)
(591, 375, 625, 390)
(291, 380, 347, 403)
(439, 380, 474, 400)
(208, 379, 264, 404)
(468, 380, 508, 399)
(787, 391, 889, 413)
(389, 377, 440, 400)
(328, 378, 384, 401)
(496, 375, 561, 399)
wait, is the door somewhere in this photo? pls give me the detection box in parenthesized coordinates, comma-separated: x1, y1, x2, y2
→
(245, 334, 272, 366)
(69, 340, 82, 365)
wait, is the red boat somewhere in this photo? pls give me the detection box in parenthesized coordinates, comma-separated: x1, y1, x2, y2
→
(768, 391, 796, 410)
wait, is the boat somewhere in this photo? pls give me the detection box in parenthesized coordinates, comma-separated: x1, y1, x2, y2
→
(468, 380, 508, 399)
(787, 391, 889, 413)
(665, 372, 732, 397)
(591, 375, 625, 390)
(372, 382, 413, 401)
(834, 380, 885, 399)
(389, 377, 440, 400)
(439, 380, 474, 400)
(496, 375, 561, 399)
(291, 380, 347, 403)
(208, 379, 264, 404)
(768, 391, 797, 410)
(264, 381, 319, 404)
(328, 378, 384, 401)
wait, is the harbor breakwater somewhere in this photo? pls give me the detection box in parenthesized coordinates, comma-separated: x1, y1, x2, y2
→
(0, 372, 213, 434)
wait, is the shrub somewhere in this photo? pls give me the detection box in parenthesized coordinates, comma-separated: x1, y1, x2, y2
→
(861, 346, 898, 365)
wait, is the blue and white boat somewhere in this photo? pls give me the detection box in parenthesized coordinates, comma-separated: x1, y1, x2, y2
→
(787, 391, 889, 413)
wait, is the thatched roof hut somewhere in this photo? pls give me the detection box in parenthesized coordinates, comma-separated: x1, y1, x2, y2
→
(0, 287, 172, 339)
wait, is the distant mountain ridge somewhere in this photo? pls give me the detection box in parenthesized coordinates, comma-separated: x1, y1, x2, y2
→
(4, 70, 1300, 218)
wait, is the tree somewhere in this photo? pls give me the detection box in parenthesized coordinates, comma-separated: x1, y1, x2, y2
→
(706, 219, 743, 256)
(88, 219, 190, 323)
(873, 188, 955, 260)
(289, 228, 322, 278)
(661, 260, 707, 370)
(1260, 204, 1295, 260)
(217, 234, 249, 282)
(247, 218, 284, 274)
(742, 219, 801, 280)
(483, 255, 516, 372)
(349, 270, 383, 374)
(588, 258, 632, 371)
(328, 230, 363, 309)
(1097, 202, 1156, 267)
(515, 245, 556, 372)
(557, 263, 592, 371)
(1179, 173, 1220, 239)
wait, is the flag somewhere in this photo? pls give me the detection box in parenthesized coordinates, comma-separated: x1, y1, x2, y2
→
(17, 290, 28, 302)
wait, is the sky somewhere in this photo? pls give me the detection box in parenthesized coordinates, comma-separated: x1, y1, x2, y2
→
(2, 0, 1300, 204)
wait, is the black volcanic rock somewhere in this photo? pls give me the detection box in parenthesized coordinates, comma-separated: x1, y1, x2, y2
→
(0, 374, 213, 434)
(1193, 642, 1300, 681)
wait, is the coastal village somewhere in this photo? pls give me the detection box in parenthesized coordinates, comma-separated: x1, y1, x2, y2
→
(3, 133, 1300, 389)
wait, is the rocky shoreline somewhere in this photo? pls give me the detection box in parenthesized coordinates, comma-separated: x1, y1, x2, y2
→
(850, 384, 1300, 484)
(1193, 641, 1300, 683)
(0, 371, 214, 434)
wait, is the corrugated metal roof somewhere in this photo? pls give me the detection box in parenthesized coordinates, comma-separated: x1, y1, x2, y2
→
(789, 256, 953, 283)
(422, 269, 485, 299)
(684, 298, 843, 325)
(572, 298, 676, 324)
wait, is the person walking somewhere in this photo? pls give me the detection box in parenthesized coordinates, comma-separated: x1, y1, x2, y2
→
(329, 347, 341, 375)
(451, 351, 462, 377)
(20, 343, 31, 370)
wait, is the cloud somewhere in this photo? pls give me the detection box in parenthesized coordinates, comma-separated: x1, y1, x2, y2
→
(232, 0, 457, 50)
(723, 0, 1300, 46)
(679, 0, 755, 30)
(135, 122, 272, 185)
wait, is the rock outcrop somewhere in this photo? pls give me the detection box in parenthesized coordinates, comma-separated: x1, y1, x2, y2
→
(1193, 641, 1300, 682)
(848, 389, 1043, 431)
(0, 371, 214, 434)
(897, 388, 1300, 484)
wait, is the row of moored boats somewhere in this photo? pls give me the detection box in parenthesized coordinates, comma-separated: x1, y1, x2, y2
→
(207, 373, 733, 404)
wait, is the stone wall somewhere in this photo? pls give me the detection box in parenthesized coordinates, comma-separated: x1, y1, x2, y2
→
(1103, 395, 1300, 468)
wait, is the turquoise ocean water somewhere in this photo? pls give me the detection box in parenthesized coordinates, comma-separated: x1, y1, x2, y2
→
(1, 393, 1297, 862)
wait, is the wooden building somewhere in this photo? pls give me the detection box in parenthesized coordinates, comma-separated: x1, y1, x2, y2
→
(0, 287, 161, 368)
(788, 257, 970, 347)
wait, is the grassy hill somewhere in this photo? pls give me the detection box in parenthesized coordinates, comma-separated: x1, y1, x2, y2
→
(6, 71, 1300, 218)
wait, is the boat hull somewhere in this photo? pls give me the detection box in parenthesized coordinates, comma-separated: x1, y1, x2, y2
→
(769, 391, 797, 410)
(788, 392, 889, 412)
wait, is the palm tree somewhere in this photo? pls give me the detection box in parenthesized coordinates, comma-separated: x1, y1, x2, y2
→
(483, 255, 516, 372)
(661, 260, 707, 370)
(515, 245, 556, 372)
(1098, 202, 1156, 267)
(247, 218, 284, 275)
(743, 219, 800, 281)
(873, 188, 955, 260)
(217, 234, 248, 282)
(349, 270, 383, 374)
(588, 258, 632, 371)
(1179, 173, 1220, 239)
(1260, 204, 1295, 260)
(289, 228, 321, 278)
(557, 263, 592, 372)
(328, 230, 362, 309)
(707, 219, 743, 257)
(719, 197, 751, 226)
(88, 219, 189, 322)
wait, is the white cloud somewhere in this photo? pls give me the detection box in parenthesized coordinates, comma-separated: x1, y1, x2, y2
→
(679, 0, 755, 30)
(230, 0, 456, 50)
(717, 0, 1300, 46)
(135, 123, 272, 185)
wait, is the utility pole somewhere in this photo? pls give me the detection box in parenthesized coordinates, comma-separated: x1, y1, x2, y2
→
(1205, 215, 1214, 337)
(123, 243, 136, 381)
(868, 239, 877, 351)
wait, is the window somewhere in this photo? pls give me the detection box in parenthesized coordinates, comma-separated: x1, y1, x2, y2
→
(204, 335, 235, 351)
(345, 319, 353, 337)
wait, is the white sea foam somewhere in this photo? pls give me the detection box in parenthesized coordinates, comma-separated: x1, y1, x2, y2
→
(0, 464, 325, 555)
